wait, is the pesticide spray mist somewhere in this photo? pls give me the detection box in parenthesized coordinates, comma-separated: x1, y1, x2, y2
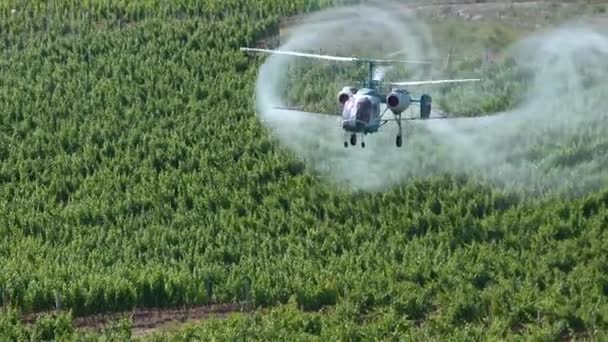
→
(254, 1, 608, 195)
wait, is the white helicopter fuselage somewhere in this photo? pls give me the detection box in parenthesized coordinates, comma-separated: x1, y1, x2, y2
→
(340, 87, 410, 134)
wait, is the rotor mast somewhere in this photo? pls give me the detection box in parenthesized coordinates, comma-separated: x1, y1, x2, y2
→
(367, 61, 375, 89)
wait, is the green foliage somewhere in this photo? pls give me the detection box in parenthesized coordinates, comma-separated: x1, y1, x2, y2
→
(0, 0, 607, 341)
(30, 312, 75, 341)
(0, 308, 29, 341)
(438, 57, 532, 115)
(0, 309, 80, 341)
(100, 317, 133, 341)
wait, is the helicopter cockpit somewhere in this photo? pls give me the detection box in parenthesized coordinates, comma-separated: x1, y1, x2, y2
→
(341, 96, 373, 132)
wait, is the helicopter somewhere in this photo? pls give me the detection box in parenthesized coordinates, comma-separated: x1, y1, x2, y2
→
(241, 47, 481, 148)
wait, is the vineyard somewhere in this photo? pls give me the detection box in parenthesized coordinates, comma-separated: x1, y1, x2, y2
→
(1, 0, 607, 340)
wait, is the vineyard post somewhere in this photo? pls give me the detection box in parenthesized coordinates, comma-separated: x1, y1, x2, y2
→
(242, 276, 252, 311)
(483, 47, 489, 66)
(444, 51, 452, 71)
(205, 277, 213, 303)
(4, 288, 11, 307)
(55, 290, 62, 312)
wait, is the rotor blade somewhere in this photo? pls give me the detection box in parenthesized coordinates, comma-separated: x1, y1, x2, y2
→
(389, 78, 481, 86)
(272, 105, 304, 111)
(241, 47, 358, 62)
(383, 116, 487, 123)
(240, 47, 432, 65)
(370, 58, 432, 65)
(272, 106, 337, 117)
(391, 113, 495, 121)
(386, 48, 406, 57)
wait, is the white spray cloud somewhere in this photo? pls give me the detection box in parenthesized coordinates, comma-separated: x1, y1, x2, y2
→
(253, 1, 608, 195)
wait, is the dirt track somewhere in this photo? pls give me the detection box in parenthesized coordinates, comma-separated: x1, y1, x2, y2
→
(22, 303, 249, 337)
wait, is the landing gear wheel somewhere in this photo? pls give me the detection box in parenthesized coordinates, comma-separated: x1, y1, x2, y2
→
(344, 141, 348, 148)
(361, 141, 365, 148)
(350, 134, 357, 146)
(420, 94, 432, 119)
(396, 135, 402, 147)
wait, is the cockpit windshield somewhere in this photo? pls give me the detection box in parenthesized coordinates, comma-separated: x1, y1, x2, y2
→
(342, 96, 373, 123)
(356, 97, 372, 123)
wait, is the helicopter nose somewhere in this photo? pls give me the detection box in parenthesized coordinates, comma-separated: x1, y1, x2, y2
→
(341, 98, 357, 127)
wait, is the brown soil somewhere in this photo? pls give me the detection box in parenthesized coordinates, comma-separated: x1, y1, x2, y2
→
(22, 303, 250, 338)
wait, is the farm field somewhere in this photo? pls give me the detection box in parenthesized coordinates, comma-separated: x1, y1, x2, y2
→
(1, 0, 608, 340)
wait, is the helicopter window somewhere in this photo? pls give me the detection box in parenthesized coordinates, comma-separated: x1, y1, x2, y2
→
(357, 99, 371, 111)
(356, 98, 372, 122)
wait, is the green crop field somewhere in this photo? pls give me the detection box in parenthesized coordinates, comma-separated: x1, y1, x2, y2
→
(1, 0, 608, 340)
